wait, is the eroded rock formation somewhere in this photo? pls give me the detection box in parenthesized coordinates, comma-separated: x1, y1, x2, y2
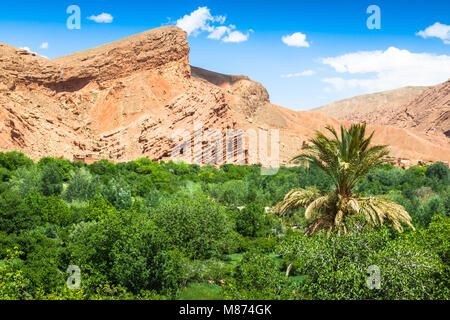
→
(1, 26, 449, 166)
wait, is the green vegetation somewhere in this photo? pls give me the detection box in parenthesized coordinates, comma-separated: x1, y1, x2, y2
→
(0, 143, 448, 300)
(275, 124, 414, 234)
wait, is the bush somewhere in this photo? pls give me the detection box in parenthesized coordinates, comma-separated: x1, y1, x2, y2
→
(234, 203, 272, 237)
(278, 222, 448, 299)
(150, 196, 238, 259)
(183, 259, 232, 284)
(221, 251, 297, 300)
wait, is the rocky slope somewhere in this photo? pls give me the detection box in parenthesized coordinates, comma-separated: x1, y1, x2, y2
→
(1, 26, 449, 166)
(314, 86, 428, 120)
(355, 80, 450, 141)
(315, 80, 450, 143)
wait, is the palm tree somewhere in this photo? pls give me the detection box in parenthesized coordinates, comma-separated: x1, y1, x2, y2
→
(274, 124, 414, 235)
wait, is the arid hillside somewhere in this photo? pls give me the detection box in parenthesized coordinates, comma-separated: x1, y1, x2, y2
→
(0, 26, 449, 165)
(352, 80, 450, 141)
(314, 81, 450, 152)
(314, 86, 429, 120)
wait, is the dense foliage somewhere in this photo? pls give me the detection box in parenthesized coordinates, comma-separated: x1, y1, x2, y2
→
(0, 150, 448, 300)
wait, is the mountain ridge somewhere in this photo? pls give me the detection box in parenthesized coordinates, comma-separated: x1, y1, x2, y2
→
(1, 26, 449, 166)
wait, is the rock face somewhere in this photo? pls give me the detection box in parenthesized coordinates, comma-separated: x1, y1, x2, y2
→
(315, 80, 450, 152)
(1, 26, 449, 165)
(359, 80, 450, 141)
(314, 86, 429, 121)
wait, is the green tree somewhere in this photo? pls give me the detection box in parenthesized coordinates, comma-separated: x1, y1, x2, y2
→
(426, 161, 449, 182)
(0, 248, 30, 300)
(234, 203, 272, 237)
(150, 196, 237, 259)
(0, 191, 40, 233)
(101, 178, 132, 210)
(7, 165, 42, 198)
(38, 157, 73, 181)
(40, 163, 64, 196)
(0, 152, 33, 171)
(25, 193, 73, 226)
(63, 168, 97, 202)
(221, 251, 295, 300)
(275, 124, 414, 234)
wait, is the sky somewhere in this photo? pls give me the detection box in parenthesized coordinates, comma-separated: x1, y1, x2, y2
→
(0, 0, 449, 110)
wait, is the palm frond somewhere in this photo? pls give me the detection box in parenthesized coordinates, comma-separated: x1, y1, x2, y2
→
(273, 187, 321, 216)
(359, 197, 415, 232)
(305, 196, 329, 219)
(306, 214, 334, 236)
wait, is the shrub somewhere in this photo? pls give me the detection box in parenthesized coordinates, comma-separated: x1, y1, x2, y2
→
(150, 196, 237, 259)
(278, 222, 447, 299)
(221, 251, 297, 300)
(234, 203, 272, 237)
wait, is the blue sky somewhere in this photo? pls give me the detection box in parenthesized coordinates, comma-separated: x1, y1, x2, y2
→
(1, 0, 449, 110)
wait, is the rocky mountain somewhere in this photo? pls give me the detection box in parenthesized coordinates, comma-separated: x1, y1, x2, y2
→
(357, 80, 449, 140)
(1, 26, 449, 166)
(315, 80, 450, 150)
(314, 86, 428, 120)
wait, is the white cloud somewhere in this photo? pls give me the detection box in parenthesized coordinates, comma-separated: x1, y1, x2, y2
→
(321, 47, 450, 92)
(207, 26, 229, 40)
(87, 13, 114, 23)
(176, 7, 250, 43)
(282, 32, 310, 47)
(21, 47, 31, 52)
(40, 42, 49, 49)
(416, 22, 450, 44)
(176, 7, 217, 36)
(281, 70, 316, 78)
(223, 30, 249, 43)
